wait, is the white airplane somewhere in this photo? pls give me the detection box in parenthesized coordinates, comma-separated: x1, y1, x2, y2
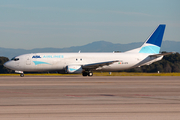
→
(4, 24, 171, 77)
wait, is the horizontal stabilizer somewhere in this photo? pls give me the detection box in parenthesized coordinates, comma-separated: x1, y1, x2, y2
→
(149, 52, 174, 57)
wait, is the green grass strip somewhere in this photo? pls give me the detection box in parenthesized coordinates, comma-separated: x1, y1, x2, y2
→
(1, 72, 180, 76)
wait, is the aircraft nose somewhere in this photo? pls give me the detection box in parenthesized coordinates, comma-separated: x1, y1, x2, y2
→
(3, 61, 12, 69)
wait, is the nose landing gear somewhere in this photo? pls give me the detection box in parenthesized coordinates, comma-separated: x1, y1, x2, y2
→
(15, 70, 24, 77)
(20, 73, 24, 77)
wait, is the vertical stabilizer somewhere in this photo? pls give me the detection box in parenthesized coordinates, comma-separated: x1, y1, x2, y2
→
(139, 24, 166, 54)
(125, 24, 166, 54)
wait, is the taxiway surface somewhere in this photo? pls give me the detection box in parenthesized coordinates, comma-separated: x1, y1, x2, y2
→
(0, 76, 180, 120)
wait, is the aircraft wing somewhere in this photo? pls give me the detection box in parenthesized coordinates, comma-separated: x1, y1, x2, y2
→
(82, 60, 119, 70)
(149, 52, 174, 57)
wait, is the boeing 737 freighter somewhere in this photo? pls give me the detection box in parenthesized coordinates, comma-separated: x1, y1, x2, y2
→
(4, 24, 171, 77)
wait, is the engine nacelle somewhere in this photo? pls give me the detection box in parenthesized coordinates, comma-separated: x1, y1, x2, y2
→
(66, 65, 83, 74)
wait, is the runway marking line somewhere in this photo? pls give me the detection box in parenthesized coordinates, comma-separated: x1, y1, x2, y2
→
(65, 94, 154, 98)
(0, 90, 33, 95)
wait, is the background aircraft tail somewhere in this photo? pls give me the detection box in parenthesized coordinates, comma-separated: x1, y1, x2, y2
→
(126, 24, 166, 54)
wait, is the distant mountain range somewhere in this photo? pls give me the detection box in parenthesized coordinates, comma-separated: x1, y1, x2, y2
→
(0, 40, 179, 59)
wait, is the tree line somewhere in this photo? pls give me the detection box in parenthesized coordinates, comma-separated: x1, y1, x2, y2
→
(1, 52, 180, 74)
(124, 52, 180, 73)
(0, 57, 12, 73)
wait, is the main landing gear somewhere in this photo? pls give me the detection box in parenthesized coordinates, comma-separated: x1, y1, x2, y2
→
(82, 71, 93, 77)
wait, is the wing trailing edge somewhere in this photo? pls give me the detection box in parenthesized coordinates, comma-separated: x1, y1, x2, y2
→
(82, 60, 119, 70)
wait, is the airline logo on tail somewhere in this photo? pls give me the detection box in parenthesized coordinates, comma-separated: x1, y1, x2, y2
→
(139, 24, 166, 54)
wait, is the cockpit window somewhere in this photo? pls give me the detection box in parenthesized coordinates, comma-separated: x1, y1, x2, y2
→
(11, 57, 19, 61)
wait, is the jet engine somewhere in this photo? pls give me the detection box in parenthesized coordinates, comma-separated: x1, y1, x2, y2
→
(66, 65, 83, 74)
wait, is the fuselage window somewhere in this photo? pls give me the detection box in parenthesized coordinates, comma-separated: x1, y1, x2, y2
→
(11, 57, 19, 61)
(11, 57, 15, 60)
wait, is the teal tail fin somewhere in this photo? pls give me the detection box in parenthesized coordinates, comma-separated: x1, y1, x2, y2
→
(139, 24, 166, 54)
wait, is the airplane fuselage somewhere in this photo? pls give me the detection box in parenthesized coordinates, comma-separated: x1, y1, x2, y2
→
(4, 52, 161, 72)
(3, 24, 166, 77)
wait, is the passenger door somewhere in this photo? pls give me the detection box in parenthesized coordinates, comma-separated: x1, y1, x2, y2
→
(26, 56, 31, 65)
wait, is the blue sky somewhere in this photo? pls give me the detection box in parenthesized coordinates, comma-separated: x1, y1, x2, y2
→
(0, 0, 180, 49)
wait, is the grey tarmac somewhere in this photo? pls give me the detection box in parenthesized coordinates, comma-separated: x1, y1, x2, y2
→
(0, 76, 180, 120)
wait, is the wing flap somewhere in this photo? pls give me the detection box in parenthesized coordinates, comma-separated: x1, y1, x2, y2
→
(82, 60, 119, 69)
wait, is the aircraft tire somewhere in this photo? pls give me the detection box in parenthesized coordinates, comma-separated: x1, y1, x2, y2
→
(20, 74, 24, 77)
(88, 72, 93, 76)
(82, 72, 88, 76)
